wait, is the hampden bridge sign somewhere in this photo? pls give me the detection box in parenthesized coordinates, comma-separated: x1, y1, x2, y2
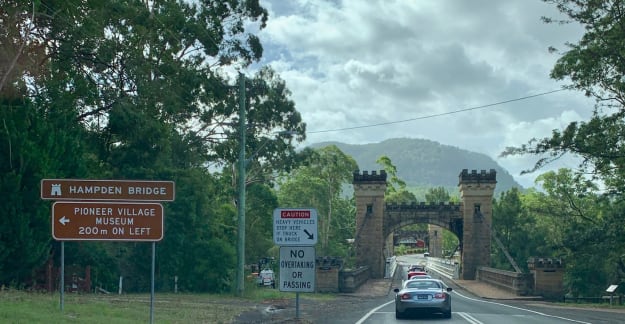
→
(352, 169, 496, 280)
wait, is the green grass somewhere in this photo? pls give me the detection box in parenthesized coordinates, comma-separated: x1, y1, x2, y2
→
(0, 287, 336, 324)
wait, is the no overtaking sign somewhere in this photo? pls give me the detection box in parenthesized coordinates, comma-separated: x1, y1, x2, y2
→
(279, 246, 315, 292)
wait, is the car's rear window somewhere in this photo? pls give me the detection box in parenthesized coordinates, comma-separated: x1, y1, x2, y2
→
(406, 280, 441, 289)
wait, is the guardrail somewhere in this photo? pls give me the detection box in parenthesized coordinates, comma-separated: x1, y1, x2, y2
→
(563, 295, 624, 305)
(385, 256, 397, 279)
(426, 257, 458, 279)
(476, 266, 532, 296)
(426, 258, 535, 297)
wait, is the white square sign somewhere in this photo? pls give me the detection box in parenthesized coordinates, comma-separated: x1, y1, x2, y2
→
(279, 246, 316, 292)
(273, 208, 318, 246)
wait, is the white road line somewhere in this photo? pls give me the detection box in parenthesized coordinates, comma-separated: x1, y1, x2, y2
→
(456, 311, 484, 324)
(452, 290, 592, 324)
(354, 300, 394, 324)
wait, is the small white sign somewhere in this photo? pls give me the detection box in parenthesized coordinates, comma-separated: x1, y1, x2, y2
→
(273, 208, 318, 246)
(606, 285, 618, 293)
(279, 246, 316, 292)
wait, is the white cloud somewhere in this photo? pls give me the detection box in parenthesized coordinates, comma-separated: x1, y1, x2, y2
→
(255, 0, 596, 188)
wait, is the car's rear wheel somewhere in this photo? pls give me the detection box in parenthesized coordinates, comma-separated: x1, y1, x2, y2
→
(395, 309, 404, 319)
(442, 309, 452, 318)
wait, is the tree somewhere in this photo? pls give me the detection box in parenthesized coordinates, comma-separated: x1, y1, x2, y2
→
(527, 169, 609, 295)
(425, 187, 451, 203)
(0, 0, 309, 293)
(376, 155, 416, 204)
(491, 188, 547, 272)
(277, 145, 358, 255)
(502, 0, 625, 195)
(0, 94, 92, 287)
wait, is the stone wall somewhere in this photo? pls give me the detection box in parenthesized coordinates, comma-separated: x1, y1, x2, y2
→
(476, 266, 532, 296)
(316, 267, 339, 293)
(528, 257, 564, 299)
(338, 266, 370, 293)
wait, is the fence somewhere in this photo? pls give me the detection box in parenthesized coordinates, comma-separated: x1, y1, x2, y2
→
(563, 295, 624, 305)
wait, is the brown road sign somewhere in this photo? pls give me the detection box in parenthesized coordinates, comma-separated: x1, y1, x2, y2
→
(52, 202, 164, 241)
(41, 179, 175, 201)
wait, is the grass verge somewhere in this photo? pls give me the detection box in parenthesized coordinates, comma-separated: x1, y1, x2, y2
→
(0, 286, 336, 324)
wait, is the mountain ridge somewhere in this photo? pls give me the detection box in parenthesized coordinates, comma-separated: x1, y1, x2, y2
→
(309, 137, 521, 195)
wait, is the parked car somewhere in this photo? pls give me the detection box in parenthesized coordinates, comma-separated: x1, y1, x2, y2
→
(393, 279, 452, 319)
(257, 269, 275, 288)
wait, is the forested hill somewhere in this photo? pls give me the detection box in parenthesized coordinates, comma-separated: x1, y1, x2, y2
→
(310, 137, 522, 195)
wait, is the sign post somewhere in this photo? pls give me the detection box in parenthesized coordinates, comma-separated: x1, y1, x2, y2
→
(273, 208, 318, 319)
(42, 178, 174, 324)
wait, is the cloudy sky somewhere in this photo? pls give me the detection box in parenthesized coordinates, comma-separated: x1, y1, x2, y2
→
(251, 0, 594, 188)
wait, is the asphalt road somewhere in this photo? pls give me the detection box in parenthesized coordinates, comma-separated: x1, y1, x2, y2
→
(354, 255, 625, 324)
(234, 255, 625, 323)
(356, 286, 625, 323)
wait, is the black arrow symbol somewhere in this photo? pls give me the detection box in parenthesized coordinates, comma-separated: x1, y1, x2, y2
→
(303, 229, 314, 240)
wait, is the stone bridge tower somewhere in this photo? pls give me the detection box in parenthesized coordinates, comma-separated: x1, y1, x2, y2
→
(458, 169, 496, 280)
(352, 169, 496, 280)
(352, 170, 387, 279)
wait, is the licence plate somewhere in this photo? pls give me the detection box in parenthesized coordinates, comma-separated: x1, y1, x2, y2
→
(416, 294, 429, 300)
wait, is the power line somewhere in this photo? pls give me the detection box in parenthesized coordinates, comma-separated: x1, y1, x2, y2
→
(307, 89, 566, 134)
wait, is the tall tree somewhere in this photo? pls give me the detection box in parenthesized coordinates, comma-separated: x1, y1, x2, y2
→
(527, 169, 608, 295)
(425, 187, 451, 203)
(491, 188, 547, 272)
(376, 155, 416, 204)
(277, 145, 358, 255)
(502, 0, 625, 195)
(1, 0, 309, 292)
(0, 98, 88, 287)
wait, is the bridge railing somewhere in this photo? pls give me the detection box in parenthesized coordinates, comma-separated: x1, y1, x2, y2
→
(427, 259, 533, 296)
(476, 266, 532, 296)
(385, 256, 397, 279)
(426, 257, 458, 279)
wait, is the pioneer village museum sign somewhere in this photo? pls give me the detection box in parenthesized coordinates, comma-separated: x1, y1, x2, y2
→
(52, 201, 163, 241)
(41, 179, 174, 242)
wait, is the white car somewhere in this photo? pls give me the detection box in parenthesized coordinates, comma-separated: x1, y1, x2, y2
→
(257, 269, 275, 288)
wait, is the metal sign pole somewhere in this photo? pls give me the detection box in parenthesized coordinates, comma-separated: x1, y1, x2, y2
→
(150, 242, 155, 324)
(295, 292, 300, 319)
(60, 241, 64, 311)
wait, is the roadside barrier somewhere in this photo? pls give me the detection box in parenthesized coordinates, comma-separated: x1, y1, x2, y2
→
(426, 257, 458, 279)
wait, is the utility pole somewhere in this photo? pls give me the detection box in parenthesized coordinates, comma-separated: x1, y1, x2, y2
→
(236, 72, 246, 296)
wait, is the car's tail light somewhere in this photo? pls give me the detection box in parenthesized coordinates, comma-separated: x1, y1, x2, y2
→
(401, 293, 411, 300)
(434, 293, 445, 299)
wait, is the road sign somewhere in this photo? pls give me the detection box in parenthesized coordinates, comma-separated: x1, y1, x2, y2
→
(279, 246, 315, 292)
(273, 208, 318, 246)
(41, 179, 175, 201)
(52, 201, 163, 241)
